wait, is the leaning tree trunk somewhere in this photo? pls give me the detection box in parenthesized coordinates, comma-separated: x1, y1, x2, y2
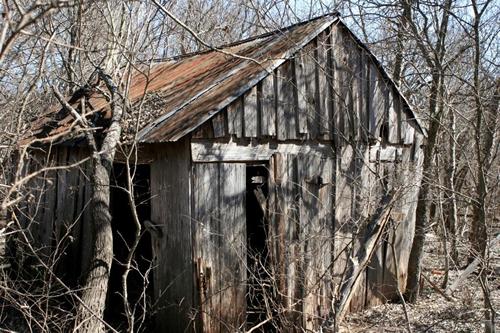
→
(74, 72, 124, 333)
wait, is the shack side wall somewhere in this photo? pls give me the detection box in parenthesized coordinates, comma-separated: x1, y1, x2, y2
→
(183, 19, 425, 332)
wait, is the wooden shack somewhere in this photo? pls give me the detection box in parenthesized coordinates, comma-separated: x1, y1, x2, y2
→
(17, 13, 425, 332)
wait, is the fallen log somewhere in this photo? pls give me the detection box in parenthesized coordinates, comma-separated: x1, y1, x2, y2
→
(446, 232, 500, 296)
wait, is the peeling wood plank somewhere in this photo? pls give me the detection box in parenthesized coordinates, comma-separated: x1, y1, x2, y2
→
(193, 162, 220, 333)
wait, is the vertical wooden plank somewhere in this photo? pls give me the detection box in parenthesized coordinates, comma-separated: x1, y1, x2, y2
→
(395, 95, 403, 144)
(193, 162, 220, 333)
(336, 27, 352, 144)
(212, 110, 227, 138)
(347, 145, 367, 312)
(227, 97, 243, 138)
(151, 139, 193, 333)
(333, 145, 355, 311)
(272, 152, 288, 318)
(219, 163, 246, 331)
(244, 86, 259, 138)
(351, 44, 364, 142)
(55, 147, 69, 242)
(364, 168, 385, 308)
(368, 63, 386, 140)
(259, 75, 277, 137)
(39, 159, 57, 254)
(296, 44, 319, 139)
(359, 52, 370, 142)
(317, 31, 333, 139)
(318, 156, 334, 318)
(344, 38, 356, 141)
(80, 156, 93, 276)
(404, 125, 415, 145)
(330, 24, 343, 146)
(298, 153, 335, 330)
(277, 62, 297, 140)
(295, 53, 309, 135)
(285, 155, 301, 326)
(64, 148, 85, 283)
(387, 89, 399, 144)
(298, 153, 317, 330)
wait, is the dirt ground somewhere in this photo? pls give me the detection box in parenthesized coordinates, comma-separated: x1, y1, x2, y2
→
(342, 233, 499, 332)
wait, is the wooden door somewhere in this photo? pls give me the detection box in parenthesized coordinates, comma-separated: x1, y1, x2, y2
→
(193, 163, 246, 333)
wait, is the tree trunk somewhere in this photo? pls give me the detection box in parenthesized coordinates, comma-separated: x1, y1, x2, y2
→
(402, 0, 453, 303)
(74, 163, 114, 332)
(445, 106, 459, 263)
(405, 73, 442, 302)
(74, 72, 124, 333)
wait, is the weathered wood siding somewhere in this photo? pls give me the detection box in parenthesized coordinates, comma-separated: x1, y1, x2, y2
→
(150, 139, 194, 332)
(188, 20, 425, 331)
(192, 23, 420, 147)
(192, 162, 246, 332)
(14, 147, 93, 284)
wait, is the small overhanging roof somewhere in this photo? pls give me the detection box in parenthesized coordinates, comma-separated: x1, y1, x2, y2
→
(26, 13, 424, 146)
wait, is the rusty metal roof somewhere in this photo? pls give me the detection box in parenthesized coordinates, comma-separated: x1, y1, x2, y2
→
(25, 12, 424, 145)
(137, 13, 341, 142)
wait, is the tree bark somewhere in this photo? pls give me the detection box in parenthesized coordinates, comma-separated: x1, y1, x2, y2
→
(405, 73, 442, 302)
(74, 71, 124, 333)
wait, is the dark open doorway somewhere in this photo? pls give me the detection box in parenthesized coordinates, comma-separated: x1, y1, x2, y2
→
(245, 164, 273, 331)
(106, 163, 154, 331)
